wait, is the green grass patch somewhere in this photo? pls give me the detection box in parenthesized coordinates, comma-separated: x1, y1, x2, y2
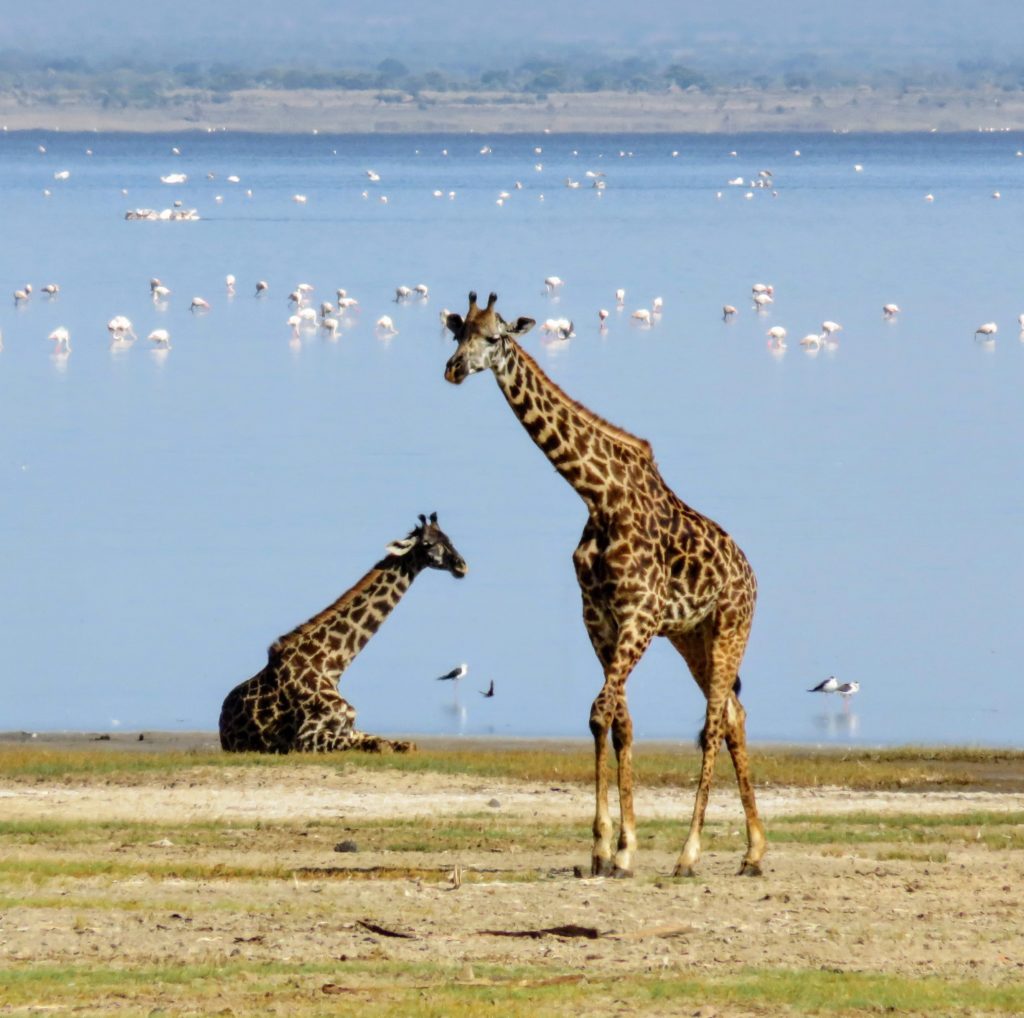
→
(3, 959, 1023, 1016)
(3, 743, 1024, 791)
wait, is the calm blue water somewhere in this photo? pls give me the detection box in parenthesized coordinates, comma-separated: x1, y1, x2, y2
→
(1, 130, 1022, 747)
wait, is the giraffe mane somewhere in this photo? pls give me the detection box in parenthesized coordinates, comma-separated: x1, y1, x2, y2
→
(513, 341, 654, 459)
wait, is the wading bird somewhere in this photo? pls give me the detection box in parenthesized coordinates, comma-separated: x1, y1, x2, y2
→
(808, 676, 839, 693)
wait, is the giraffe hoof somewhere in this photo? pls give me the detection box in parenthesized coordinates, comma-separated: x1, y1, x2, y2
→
(672, 864, 697, 879)
(611, 867, 634, 880)
(738, 861, 763, 877)
(591, 857, 615, 877)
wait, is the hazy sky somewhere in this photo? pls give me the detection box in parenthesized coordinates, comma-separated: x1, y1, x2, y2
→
(12, 1, 1024, 72)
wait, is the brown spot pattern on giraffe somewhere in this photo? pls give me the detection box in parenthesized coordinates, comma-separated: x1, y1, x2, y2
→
(443, 292, 765, 878)
(219, 517, 466, 755)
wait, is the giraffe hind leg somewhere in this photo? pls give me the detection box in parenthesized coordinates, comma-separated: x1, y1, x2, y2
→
(292, 696, 415, 753)
(724, 691, 766, 875)
(670, 627, 764, 877)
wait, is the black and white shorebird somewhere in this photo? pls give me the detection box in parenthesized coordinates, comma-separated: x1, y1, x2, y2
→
(436, 663, 468, 683)
(480, 680, 495, 698)
(808, 676, 840, 693)
(836, 681, 860, 698)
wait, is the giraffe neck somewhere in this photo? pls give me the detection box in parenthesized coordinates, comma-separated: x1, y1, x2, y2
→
(270, 556, 420, 684)
(491, 339, 656, 514)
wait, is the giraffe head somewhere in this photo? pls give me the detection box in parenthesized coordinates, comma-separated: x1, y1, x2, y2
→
(444, 291, 535, 384)
(385, 513, 468, 578)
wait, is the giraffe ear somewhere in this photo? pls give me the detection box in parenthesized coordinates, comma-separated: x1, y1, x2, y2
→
(385, 537, 417, 557)
(445, 312, 464, 337)
(508, 316, 535, 337)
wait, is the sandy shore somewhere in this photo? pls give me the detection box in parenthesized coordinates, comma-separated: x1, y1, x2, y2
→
(3, 87, 1024, 134)
(2, 734, 1022, 1014)
(2, 752, 1022, 1008)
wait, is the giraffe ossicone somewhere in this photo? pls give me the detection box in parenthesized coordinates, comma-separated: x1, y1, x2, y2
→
(444, 291, 765, 878)
(218, 513, 467, 754)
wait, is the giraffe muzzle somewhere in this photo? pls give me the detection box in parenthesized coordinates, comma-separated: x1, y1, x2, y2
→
(444, 357, 466, 385)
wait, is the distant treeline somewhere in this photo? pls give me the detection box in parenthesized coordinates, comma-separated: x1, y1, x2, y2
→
(5, 49, 1024, 108)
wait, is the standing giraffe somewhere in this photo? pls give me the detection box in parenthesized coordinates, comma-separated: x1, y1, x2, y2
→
(219, 513, 467, 754)
(443, 292, 764, 878)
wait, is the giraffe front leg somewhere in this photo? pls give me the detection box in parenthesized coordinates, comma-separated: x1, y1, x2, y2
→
(346, 730, 417, 754)
(590, 620, 655, 878)
(589, 688, 615, 876)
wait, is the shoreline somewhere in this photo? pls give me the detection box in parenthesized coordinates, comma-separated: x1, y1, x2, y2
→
(3, 87, 1024, 134)
(3, 730, 1022, 755)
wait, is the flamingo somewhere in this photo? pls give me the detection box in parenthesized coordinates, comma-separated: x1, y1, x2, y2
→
(1018, 313, 1024, 331)
(152, 285, 171, 302)
(767, 326, 787, 348)
(652, 297, 663, 314)
(107, 316, 136, 341)
(225, 274, 236, 294)
(598, 308, 609, 326)
(753, 293, 773, 311)
(974, 322, 998, 340)
(541, 318, 574, 340)
(13, 285, 31, 304)
(366, 169, 381, 182)
(49, 329, 71, 364)
(147, 328, 171, 346)
(298, 307, 318, 325)
(543, 275, 564, 294)
(376, 315, 398, 335)
(190, 297, 211, 312)
(292, 194, 308, 204)
(820, 320, 842, 338)
(414, 283, 429, 299)
(883, 303, 900, 319)
(395, 285, 412, 302)
(255, 280, 269, 296)
(320, 317, 339, 338)
(41, 283, 59, 297)
(615, 288, 625, 306)
(722, 304, 737, 321)
(800, 333, 822, 350)
(631, 308, 652, 326)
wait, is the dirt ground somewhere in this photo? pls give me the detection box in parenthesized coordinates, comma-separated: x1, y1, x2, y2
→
(1, 735, 1022, 1011)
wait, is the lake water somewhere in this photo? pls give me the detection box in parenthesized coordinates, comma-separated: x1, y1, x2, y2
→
(1, 130, 1022, 747)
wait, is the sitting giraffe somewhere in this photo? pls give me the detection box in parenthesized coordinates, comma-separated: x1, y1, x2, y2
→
(444, 292, 764, 878)
(219, 513, 467, 753)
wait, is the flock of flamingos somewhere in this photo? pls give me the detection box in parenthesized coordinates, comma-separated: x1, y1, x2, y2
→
(5, 136, 1024, 361)
(5, 269, 1022, 366)
(4, 273, 852, 360)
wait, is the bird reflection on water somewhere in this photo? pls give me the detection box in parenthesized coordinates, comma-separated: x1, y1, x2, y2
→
(813, 709, 860, 738)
